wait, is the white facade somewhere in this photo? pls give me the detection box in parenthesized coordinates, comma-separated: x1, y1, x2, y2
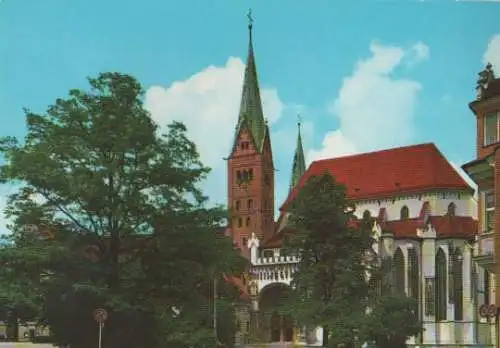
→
(245, 190, 487, 347)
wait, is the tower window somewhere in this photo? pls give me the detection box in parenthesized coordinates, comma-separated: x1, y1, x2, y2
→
(400, 205, 409, 220)
(238, 217, 242, 228)
(484, 112, 499, 146)
(242, 170, 249, 181)
(235, 200, 241, 211)
(240, 142, 250, 150)
(248, 199, 253, 210)
(248, 169, 254, 180)
(246, 217, 251, 226)
(264, 174, 270, 185)
(236, 170, 242, 181)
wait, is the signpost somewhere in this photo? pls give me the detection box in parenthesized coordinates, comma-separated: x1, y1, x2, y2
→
(93, 308, 108, 348)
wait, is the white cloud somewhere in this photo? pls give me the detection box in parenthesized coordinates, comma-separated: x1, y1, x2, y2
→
(410, 41, 430, 62)
(144, 57, 284, 204)
(483, 34, 500, 71)
(308, 41, 428, 162)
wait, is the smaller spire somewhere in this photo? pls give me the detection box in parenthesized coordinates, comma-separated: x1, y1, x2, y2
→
(289, 115, 306, 193)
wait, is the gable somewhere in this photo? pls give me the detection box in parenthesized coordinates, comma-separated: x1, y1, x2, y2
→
(230, 124, 258, 158)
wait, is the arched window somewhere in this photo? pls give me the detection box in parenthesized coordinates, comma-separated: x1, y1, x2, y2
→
(394, 248, 405, 295)
(235, 200, 241, 211)
(408, 248, 419, 301)
(248, 199, 253, 210)
(452, 248, 463, 320)
(238, 217, 242, 228)
(435, 248, 447, 321)
(447, 202, 456, 216)
(484, 269, 491, 305)
(400, 205, 409, 220)
(363, 210, 371, 220)
(246, 217, 251, 226)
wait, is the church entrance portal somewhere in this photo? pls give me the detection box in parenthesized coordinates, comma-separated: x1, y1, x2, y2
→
(259, 283, 294, 343)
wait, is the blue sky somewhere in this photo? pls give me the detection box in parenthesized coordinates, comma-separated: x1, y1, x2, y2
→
(1, 0, 499, 232)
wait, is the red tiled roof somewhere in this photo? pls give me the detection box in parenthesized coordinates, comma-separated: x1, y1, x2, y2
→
(280, 143, 472, 212)
(223, 274, 249, 301)
(261, 215, 477, 248)
(380, 216, 477, 239)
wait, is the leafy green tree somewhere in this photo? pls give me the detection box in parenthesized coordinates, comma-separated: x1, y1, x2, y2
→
(361, 294, 420, 348)
(282, 173, 374, 347)
(361, 252, 421, 348)
(0, 72, 246, 348)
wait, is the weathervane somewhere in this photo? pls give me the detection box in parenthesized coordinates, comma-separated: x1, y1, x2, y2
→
(247, 8, 254, 30)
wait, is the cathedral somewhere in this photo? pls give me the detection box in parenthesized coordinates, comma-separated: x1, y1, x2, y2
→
(225, 14, 490, 348)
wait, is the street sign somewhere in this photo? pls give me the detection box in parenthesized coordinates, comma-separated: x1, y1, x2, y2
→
(93, 308, 108, 323)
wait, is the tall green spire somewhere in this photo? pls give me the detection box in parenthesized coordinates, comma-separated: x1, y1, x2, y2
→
(289, 117, 306, 193)
(235, 9, 266, 152)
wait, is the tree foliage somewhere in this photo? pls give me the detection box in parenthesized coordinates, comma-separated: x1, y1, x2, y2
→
(0, 72, 247, 347)
(361, 294, 420, 348)
(282, 173, 374, 347)
(283, 173, 421, 347)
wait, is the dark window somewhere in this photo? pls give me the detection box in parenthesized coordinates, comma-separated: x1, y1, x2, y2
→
(485, 190, 495, 231)
(485, 269, 490, 305)
(236, 170, 242, 181)
(242, 237, 248, 247)
(408, 248, 419, 301)
(238, 217, 242, 228)
(248, 169, 254, 180)
(263, 250, 273, 258)
(435, 248, 447, 321)
(242, 170, 248, 181)
(394, 248, 405, 295)
(486, 190, 495, 208)
(447, 202, 456, 216)
(452, 249, 463, 320)
(246, 217, 251, 226)
(400, 206, 409, 220)
(265, 174, 270, 185)
(484, 112, 498, 146)
(363, 210, 371, 220)
(235, 200, 241, 211)
(248, 199, 253, 209)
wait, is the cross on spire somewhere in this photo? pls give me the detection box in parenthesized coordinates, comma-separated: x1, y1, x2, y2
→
(247, 8, 254, 30)
(297, 114, 302, 129)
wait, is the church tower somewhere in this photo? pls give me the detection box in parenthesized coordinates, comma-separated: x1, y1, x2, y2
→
(228, 11, 275, 256)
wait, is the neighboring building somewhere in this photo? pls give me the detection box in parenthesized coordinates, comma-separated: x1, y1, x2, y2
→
(462, 63, 500, 346)
(226, 13, 483, 347)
